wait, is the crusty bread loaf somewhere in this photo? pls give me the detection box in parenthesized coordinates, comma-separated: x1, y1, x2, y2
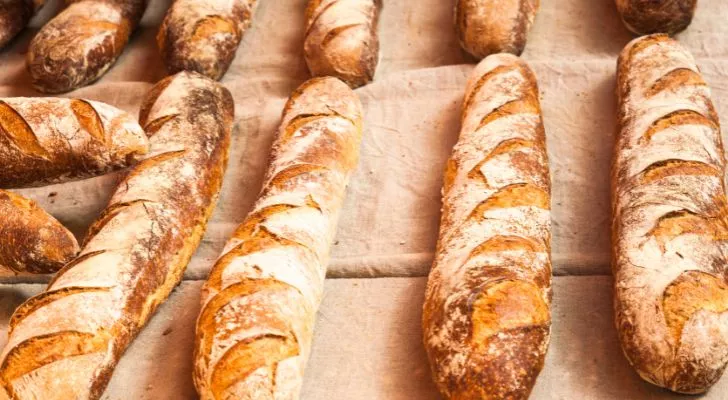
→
(193, 77, 363, 399)
(0, 0, 44, 49)
(423, 53, 551, 399)
(0, 97, 148, 188)
(455, 0, 540, 59)
(613, 34, 728, 394)
(26, 0, 148, 93)
(616, 0, 697, 35)
(303, 0, 380, 88)
(0, 72, 233, 400)
(157, 0, 258, 80)
(0, 189, 79, 274)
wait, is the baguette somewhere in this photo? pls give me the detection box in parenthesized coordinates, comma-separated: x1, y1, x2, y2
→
(0, 97, 149, 188)
(0, 0, 44, 49)
(193, 76, 363, 399)
(423, 54, 551, 399)
(613, 34, 728, 394)
(0, 189, 79, 274)
(455, 0, 540, 59)
(303, 0, 381, 88)
(0, 71, 233, 400)
(616, 0, 697, 35)
(157, 0, 258, 80)
(26, 0, 148, 93)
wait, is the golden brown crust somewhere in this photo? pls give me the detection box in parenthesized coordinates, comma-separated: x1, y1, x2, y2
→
(193, 76, 363, 399)
(615, 0, 697, 35)
(0, 97, 149, 188)
(613, 34, 728, 394)
(0, 72, 233, 400)
(26, 0, 147, 93)
(157, 0, 258, 80)
(0, 0, 44, 50)
(423, 54, 551, 400)
(303, 0, 381, 88)
(455, 0, 539, 59)
(0, 189, 79, 274)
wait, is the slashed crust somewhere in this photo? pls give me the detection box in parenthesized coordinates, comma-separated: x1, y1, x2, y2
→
(0, 72, 233, 400)
(613, 34, 728, 394)
(193, 77, 362, 400)
(423, 54, 552, 400)
(0, 97, 148, 188)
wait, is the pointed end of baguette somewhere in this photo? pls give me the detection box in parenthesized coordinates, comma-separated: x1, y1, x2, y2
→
(425, 280, 551, 400)
(458, 281, 549, 399)
(618, 270, 728, 394)
(168, 15, 239, 82)
(666, 310, 728, 394)
(449, 325, 549, 400)
(659, 271, 728, 394)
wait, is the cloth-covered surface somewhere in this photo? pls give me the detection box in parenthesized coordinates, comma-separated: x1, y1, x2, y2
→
(1, 0, 728, 398)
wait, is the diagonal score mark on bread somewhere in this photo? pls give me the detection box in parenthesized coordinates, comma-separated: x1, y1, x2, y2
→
(641, 110, 717, 144)
(638, 159, 721, 185)
(8, 286, 112, 335)
(0, 101, 51, 160)
(1, 331, 110, 387)
(645, 68, 706, 98)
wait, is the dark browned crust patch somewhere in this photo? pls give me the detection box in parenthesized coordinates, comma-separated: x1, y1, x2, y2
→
(617, 0, 697, 35)
(0, 0, 36, 50)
